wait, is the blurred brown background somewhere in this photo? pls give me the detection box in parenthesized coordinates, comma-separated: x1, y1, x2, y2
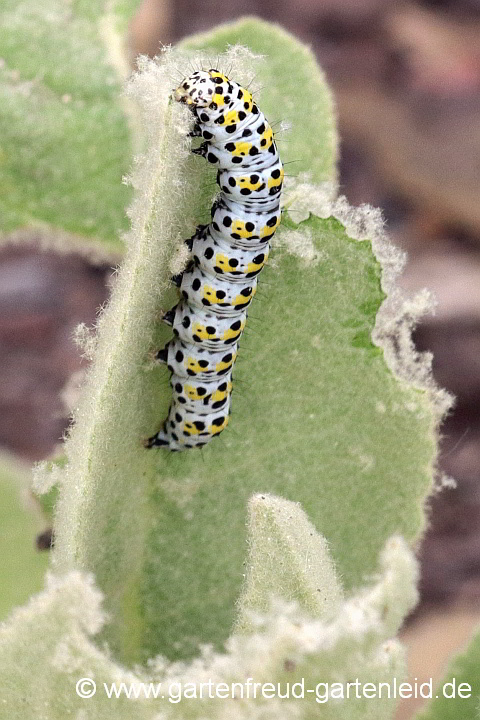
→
(1, 1, 480, 715)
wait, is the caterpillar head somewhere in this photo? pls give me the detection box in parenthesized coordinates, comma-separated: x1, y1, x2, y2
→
(174, 69, 229, 108)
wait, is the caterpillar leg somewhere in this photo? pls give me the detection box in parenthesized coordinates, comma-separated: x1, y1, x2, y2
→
(188, 123, 202, 138)
(162, 307, 176, 326)
(155, 346, 169, 364)
(171, 257, 194, 288)
(191, 141, 208, 159)
(185, 224, 207, 251)
(169, 229, 204, 286)
(144, 426, 171, 449)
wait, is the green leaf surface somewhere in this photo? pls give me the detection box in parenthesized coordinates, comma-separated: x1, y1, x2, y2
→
(235, 493, 343, 633)
(45, 20, 440, 665)
(415, 627, 480, 720)
(0, 0, 140, 244)
(0, 573, 151, 720)
(0, 455, 49, 621)
(0, 539, 415, 720)
(142, 212, 436, 660)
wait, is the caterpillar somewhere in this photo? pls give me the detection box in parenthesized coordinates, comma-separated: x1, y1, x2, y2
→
(146, 68, 283, 451)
